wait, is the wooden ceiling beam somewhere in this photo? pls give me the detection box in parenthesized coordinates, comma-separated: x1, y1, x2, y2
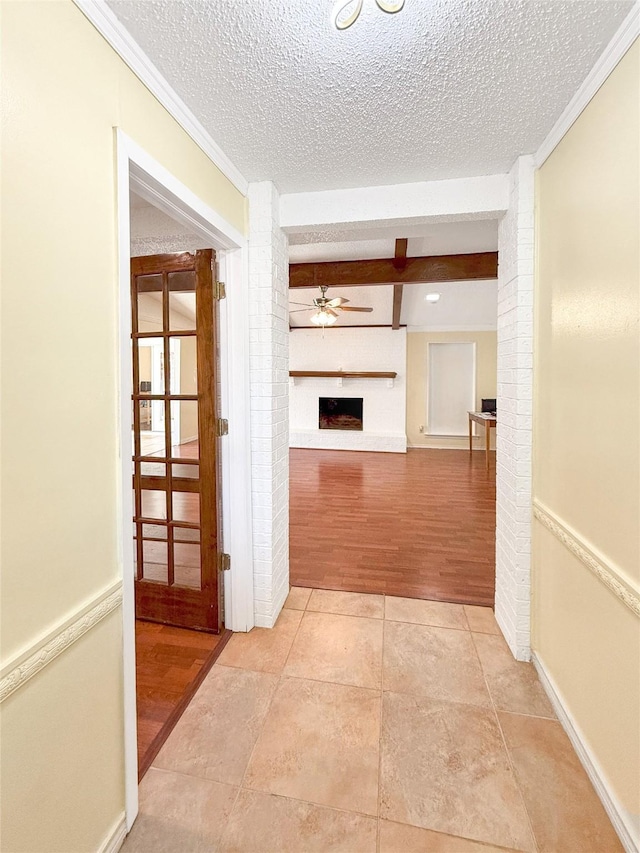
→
(289, 252, 498, 288)
(393, 238, 408, 271)
(392, 285, 403, 330)
(391, 239, 407, 329)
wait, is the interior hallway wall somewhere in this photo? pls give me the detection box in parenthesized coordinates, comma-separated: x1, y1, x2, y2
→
(495, 155, 535, 660)
(407, 331, 497, 450)
(248, 181, 290, 627)
(0, 2, 246, 850)
(533, 38, 639, 847)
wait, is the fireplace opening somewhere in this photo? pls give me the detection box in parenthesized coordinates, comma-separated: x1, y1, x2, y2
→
(319, 397, 363, 431)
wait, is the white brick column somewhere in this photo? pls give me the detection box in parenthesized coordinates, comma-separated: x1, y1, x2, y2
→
(495, 156, 534, 661)
(248, 181, 290, 627)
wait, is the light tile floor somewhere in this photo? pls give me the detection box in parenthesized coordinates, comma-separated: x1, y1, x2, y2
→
(123, 589, 623, 853)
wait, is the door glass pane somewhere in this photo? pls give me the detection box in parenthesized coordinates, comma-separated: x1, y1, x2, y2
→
(141, 523, 167, 540)
(172, 462, 199, 479)
(169, 291, 196, 332)
(136, 275, 163, 333)
(170, 400, 199, 458)
(173, 526, 199, 542)
(142, 538, 168, 584)
(137, 338, 163, 390)
(139, 461, 166, 477)
(169, 337, 198, 394)
(141, 489, 167, 520)
(172, 491, 199, 524)
(168, 270, 195, 292)
(174, 542, 201, 589)
(138, 398, 166, 460)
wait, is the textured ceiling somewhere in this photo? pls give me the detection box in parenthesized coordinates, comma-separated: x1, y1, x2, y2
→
(289, 219, 498, 261)
(108, 0, 632, 192)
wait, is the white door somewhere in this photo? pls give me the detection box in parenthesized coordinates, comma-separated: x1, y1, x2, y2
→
(427, 342, 476, 435)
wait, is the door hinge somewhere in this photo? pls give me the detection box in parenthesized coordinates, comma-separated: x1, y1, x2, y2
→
(218, 552, 231, 572)
(216, 418, 229, 437)
(214, 280, 226, 300)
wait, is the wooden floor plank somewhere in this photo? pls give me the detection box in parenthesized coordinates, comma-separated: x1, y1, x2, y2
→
(135, 621, 231, 778)
(290, 447, 496, 606)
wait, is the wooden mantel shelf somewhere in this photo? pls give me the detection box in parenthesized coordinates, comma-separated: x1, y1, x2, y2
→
(289, 371, 397, 379)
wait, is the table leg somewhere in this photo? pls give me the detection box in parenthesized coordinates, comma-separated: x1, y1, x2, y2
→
(469, 416, 473, 453)
(485, 424, 490, 469)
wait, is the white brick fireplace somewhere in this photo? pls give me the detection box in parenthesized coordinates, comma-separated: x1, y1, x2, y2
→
(289, 327, 407, 453)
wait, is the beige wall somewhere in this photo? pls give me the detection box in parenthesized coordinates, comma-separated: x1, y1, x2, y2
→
(533, 38, 639, 835)
(407, 331, 497, 449)
(0, 1, 246, 849)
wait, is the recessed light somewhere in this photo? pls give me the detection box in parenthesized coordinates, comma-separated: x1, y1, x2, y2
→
(425, 292, 440, 303)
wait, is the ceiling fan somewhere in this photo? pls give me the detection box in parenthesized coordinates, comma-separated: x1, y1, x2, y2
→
(289, 286, 373, 326)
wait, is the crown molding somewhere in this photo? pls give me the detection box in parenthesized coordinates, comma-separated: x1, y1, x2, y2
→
(533, 500, 640, 618)
(535, 3, 640, 167)
(0, 581, 123, 702)
(73, 0, 248, 195)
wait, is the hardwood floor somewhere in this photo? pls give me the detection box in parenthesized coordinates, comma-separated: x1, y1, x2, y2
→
(290, 447, 496, 606)
(135, 621, 231, 778)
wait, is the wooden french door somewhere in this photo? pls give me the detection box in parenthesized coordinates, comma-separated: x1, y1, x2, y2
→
(131, 250, 222, 633)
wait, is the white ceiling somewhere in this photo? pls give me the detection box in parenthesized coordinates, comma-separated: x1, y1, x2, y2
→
(108, 0, 632, 193)
(400, 280, 497, 329)
(289, 219, 498, 262)
(289, 280, 497, 328)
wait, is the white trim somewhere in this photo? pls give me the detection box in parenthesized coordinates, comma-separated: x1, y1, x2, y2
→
(97, 813, 127, 853)
(73, 0, 248, 195)
(127, 139, 246, 250)
(535, 3, 640, 167)
(116, 129, 255, 831)
(533, 500, 640, 618)
(0, 581, 122, 703)
(115, 130, 139, 831)
(532, 652, 638, 853)
(217, 248, 256, 632)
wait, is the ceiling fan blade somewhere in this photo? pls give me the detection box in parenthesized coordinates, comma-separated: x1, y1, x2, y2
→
(289, 301, 313, 307)
(339, 306, 373, 312)
(289, 308, 313, 313)
(326, 297, 349, 307)
(325, 308, 339, 317)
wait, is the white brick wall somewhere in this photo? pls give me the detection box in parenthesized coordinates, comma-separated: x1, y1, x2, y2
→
(495, 156, 534, 661)
(248, 182, 290, 628)
(289, 327, 407, 453)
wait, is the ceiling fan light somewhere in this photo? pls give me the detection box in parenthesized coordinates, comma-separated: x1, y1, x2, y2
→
(310, 310, 337, 326)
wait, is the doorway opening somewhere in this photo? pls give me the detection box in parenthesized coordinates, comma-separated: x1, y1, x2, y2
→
(288, 233, 498, 607)
(130, 244, 232, 777)
(116, 132, 253, 830)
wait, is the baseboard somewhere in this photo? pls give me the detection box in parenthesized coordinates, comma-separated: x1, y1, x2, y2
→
(532, 652, 638, 853)
(97, 813, 127, 853)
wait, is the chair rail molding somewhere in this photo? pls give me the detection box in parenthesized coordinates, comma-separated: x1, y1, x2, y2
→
(0, 581, 123, 703)
(533, 499, 640, 618)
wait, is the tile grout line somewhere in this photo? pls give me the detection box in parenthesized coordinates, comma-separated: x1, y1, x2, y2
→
(469, 631, 541, 853)
(376, 608, 387, 853)
(227, 589, 311, 810)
